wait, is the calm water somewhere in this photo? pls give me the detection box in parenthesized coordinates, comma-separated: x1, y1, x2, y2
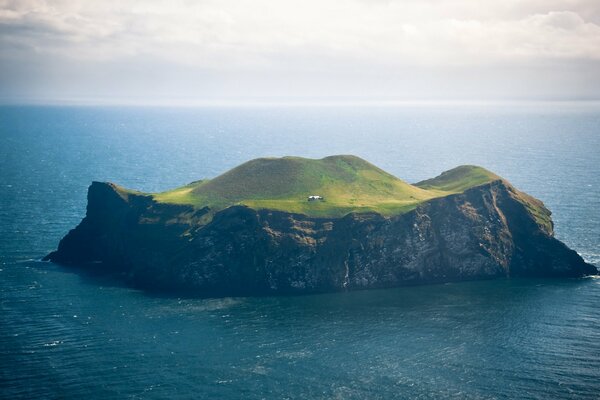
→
(1, 104, 600, 399)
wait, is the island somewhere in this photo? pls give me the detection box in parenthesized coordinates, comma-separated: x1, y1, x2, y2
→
(45, 155, 597, 296)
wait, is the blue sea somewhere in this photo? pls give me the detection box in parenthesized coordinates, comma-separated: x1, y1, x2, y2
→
(1, 103, 600, 399)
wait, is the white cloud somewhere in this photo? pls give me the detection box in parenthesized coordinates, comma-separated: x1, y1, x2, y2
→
(0, 0, 599, 102)
(2, 1, 599, 64)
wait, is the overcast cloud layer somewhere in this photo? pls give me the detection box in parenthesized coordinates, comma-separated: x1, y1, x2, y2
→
(1, 0, 599, 104)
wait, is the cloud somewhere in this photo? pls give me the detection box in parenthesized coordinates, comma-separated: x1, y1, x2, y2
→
(1, 0, 599, 102)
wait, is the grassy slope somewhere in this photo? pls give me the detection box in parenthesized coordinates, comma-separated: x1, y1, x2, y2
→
(150, 156, 501, 218)
(414, 165, 500, 192)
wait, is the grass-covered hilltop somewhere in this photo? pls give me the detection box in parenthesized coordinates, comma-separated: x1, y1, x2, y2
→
(144, 155, 501, 218)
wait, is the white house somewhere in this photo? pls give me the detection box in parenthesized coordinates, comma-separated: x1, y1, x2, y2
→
(307, 195, 324, 201)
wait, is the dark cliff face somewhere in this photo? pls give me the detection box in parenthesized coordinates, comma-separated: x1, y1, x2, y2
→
(45, 180, 597, 296)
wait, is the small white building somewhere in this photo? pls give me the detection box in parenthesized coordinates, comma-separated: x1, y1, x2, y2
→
(307, 195, 324, 201)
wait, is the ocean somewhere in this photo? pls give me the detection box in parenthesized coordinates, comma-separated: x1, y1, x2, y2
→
(1, 103, 599, 399)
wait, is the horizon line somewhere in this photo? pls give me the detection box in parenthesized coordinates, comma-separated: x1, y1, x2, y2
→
(2, 98, 600, 108)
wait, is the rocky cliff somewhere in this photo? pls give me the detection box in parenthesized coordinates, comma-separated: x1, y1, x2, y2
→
(45, 177, 597, 296)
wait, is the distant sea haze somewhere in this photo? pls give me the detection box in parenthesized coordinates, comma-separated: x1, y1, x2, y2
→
(1, 104, 599, 399)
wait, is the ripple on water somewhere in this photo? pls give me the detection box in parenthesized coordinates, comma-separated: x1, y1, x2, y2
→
(2, 105, 600, 399)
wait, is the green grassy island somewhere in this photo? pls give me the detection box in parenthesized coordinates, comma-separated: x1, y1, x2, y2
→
(46, 154, 596, 295)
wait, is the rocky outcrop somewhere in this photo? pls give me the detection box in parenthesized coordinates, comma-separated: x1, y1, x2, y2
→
(45, 180, 597, 296)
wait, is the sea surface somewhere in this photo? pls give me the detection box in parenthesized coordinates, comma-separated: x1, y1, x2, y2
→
(1, 103, 600, 399)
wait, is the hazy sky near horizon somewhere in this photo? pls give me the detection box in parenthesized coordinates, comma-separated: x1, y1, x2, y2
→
(1, 0, 600, 104)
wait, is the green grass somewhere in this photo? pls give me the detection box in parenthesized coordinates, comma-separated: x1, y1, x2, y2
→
(414, 165, 500, 192)
(149, 155, 502, 218)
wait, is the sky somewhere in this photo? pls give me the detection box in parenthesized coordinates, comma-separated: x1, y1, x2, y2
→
(1, 0, 600, 105)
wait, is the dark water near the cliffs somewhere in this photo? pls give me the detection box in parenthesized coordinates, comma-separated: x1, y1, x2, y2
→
(1, 103, 600, 399)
